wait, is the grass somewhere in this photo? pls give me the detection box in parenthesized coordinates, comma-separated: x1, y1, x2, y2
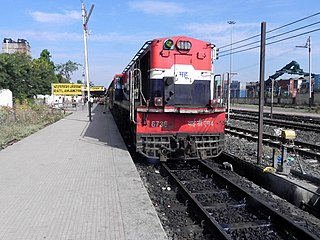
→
(0, 103, 66, 149)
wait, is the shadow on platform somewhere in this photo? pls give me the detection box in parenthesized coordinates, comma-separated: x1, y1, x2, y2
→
(82, 104, 127, 151)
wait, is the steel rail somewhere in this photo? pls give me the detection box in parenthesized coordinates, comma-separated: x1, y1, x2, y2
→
(216, 152, 320, 219)
(162, 161, 320, 239)
(162, 163, 232, 239)
(230, 114, 320, 133)
(199, 160, 320, 240)
(225, 125, 320, 161)
(231, 109, 320, 125)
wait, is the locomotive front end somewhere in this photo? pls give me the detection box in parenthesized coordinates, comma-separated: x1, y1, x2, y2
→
(134, 36, 225, 161)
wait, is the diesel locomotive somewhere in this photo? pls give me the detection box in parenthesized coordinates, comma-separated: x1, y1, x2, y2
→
(108, 36, 225, 161)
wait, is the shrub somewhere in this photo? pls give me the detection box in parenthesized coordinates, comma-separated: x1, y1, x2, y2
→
(0, 102, 66, 149)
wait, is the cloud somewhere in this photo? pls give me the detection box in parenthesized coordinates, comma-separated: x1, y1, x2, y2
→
(91, 32, 157, 43)
(30, 10, 81, 24)
(180, 22, 261, 50)
(183, 22, 259, 35)
(0, 29, 83, 42)
(129, 1, 186, 15)
(0, 28, 158, 45)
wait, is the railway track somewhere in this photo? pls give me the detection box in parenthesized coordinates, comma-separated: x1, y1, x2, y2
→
(162, 159, 320, 239)
(225, 125, 320, 161)
(229, 113, 320, 133)
(214, 152, 320, 219)
(231, 109, 320, 125)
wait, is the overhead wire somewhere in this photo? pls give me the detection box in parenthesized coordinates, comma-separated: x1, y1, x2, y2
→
(267, 27, 320, 46)
(219, 28, 320, 58)
(220, 11, 320, 49)
(218, 11, 320, 58)
(220, 20, 320, 55)
(219, 26, 320, 58)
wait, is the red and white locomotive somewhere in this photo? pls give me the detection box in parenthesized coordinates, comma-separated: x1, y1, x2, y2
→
(108, 36, 225, 161)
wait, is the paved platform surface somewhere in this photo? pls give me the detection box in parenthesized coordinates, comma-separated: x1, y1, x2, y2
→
(0, 105, 167, 240)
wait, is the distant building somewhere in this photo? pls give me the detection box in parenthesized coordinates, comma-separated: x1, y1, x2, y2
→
(0, 89, 13, 108)
(230, 81, 247, 98)
(246, 81, 259, 98)
(2, 38, 31, 55)
(229, 76, 319, 99)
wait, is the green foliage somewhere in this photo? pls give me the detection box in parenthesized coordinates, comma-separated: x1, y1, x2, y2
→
(0, 53, 32, 100)
(55, 60, 81, 82)
(0, 49, 80, 100)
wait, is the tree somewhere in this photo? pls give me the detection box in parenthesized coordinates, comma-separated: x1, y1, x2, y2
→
(29, 49, 57, 96)
(39, 49, 55, 70)
(0, 49, 81, 101)
(30, 58, 57, 95)
(55, 60, 81, 82)
(0, 53, 32, 100)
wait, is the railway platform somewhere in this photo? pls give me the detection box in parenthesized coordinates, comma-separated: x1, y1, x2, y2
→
(0, 104, 167, 240)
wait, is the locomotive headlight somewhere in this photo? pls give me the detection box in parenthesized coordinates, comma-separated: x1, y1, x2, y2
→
(164, 39, 174, 50)
(154, 97, 163, 107)
(177, 41, 192, 51)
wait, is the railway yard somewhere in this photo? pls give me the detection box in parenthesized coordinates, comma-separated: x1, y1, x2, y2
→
(2, 4, 320, 240)
(129, 107, 320, 240)
(1, 103, 320, 239)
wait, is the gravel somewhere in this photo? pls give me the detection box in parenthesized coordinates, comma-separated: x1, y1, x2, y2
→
(135, 163, 214, 240)
(131, 116, 320, 239)
(226, 119, 320, 177)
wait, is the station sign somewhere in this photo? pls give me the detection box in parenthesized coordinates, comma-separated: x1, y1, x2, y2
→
(90, 86, 105, 92)
(52, 84, 105, 95)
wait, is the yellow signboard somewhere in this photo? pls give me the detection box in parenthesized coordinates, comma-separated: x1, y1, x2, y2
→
(89, 86, 105, 91)
(52, 84, 105, 95)
(52, 83, 82, 95)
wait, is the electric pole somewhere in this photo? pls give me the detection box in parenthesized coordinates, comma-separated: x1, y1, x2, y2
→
(82, 1, 94, 121)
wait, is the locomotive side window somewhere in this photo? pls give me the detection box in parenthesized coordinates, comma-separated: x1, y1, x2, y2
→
(150, 79, 164, 106)
(115, 76, 124, 101)
(140, 52, 150, 104)
(115, 76, 122, 89)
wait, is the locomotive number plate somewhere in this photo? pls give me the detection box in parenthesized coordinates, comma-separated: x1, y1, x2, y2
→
(150, 121, 168, 128)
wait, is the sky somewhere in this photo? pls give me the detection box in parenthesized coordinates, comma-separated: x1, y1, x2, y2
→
(1, 0, 320, 87)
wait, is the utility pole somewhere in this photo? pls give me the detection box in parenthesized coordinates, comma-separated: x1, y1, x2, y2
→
(270, 78, 274, 118)
(227, 20, 236, 122)
(257, 22, 266, 165)
(296, 36, 312, 107)
(82, 1, 94, 121)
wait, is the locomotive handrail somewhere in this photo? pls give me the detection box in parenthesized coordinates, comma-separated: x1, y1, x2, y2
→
(129, 68, 146, 124)
(128, 70, 136, 123)
(135, 69, 147, 105)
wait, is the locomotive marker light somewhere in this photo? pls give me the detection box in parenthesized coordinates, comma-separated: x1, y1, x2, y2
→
(163, 39, 174, 50)
(212, 46, 219, 60)
(154, 97, 163, 107)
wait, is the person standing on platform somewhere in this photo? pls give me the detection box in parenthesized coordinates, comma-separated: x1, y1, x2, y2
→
(104, 95, 110, 113)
